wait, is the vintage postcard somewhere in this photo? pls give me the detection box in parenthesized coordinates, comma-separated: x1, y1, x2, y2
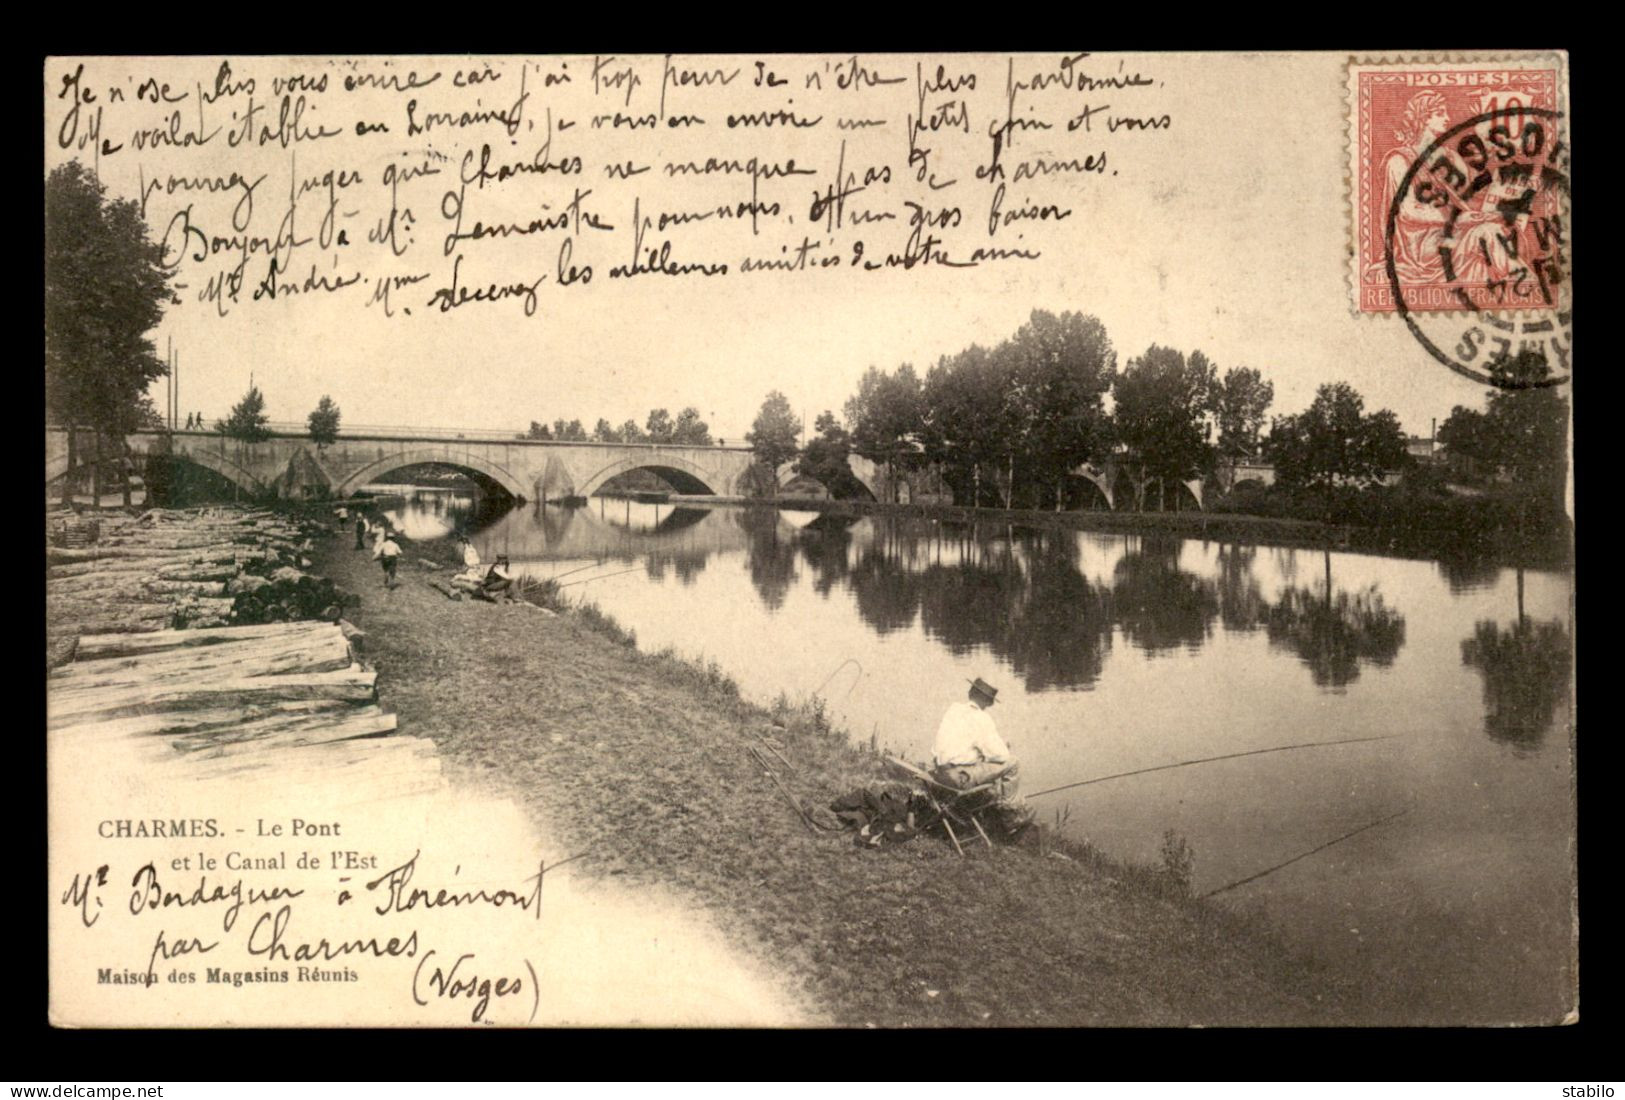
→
(45, 52, 1574, 1028)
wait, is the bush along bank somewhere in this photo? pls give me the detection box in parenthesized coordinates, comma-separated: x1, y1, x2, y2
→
(1205, 482, 1571, 567)
(342, 529, 1373, 1026)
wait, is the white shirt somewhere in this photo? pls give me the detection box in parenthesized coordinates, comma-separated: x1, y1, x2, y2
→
(462, 543, 482, 569)
(933, 700, 1011, 768)
(376, 538, 401, 560)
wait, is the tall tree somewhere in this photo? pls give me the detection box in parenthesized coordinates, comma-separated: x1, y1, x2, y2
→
(746, 391, 800, 496)
(524, 420, 554, 441)
(593, 418, 620, 443)
(1266, 382, 1408, 492)
(307, 396, 341, 451)
(1003, 310, 1116, 509)
(552, 418, 587, 441)
(619, 418, 646, 443)
(845, 364, 923, 502)
(1436, 348, 1568, 503)
(671, 407, 712, 445)
(45, 160, 176, 505)
(1213, 367, 1275, 463)
(1112, 346, 1218, 509)
(217, 385, 272, 444)
(645, 408, 675, 442)
(921, 345, 1016, 506)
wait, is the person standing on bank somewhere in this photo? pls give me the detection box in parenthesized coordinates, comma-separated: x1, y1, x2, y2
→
(354, 513, 367, 551)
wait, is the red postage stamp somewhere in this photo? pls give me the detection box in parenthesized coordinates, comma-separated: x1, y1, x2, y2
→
(1349, 58, 1566, 315)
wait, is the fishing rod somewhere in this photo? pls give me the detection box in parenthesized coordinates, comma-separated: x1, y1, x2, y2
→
(1201, 808, 1410, 898)
(1025, 734, 1398, 800)
(557, 566, 645, 589)
(512, 560, 605, 592)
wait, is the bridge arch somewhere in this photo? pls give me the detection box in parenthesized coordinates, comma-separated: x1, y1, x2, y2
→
(577, 453, 725, 498)
(157, 447, 267, 496)
(1071, 466, 1115, 511)
(776, 460, 880, 502)
(334, 448, 528, 500)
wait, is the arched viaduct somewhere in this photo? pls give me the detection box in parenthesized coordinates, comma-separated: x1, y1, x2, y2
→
(46, 429, 1276, 511)
(44, 429, 891, 502)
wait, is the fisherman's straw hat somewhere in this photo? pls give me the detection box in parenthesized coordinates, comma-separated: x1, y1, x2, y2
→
(967, 677, 999, 704)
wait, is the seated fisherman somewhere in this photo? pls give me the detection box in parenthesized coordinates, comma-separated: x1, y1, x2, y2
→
(931, 677, 1034, 839)
(933, 677, 1017, 791)
(477, 554, 515, 602)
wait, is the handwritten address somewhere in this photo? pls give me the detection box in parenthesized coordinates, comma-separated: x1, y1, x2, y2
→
(60, 848, 577, 1024)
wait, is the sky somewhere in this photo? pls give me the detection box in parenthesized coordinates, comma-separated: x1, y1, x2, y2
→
(44, 53, 1564, 442)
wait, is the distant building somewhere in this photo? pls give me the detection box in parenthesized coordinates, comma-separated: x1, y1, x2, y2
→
(1406, 435, 1437, 462)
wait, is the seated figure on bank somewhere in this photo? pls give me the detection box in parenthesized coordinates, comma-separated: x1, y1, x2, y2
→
(476, 554, 515, 602)
(932, 677, 1032, 836)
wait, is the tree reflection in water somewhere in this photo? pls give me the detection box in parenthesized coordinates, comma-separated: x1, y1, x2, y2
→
(796, 514, 857, 597)
(1111, 536, 1220, 654)
(1004, 532, 1112, 691)
(737, 508, 799, 612)
(1264, 553, 1406, 689)
(1216, 542, 1268, 631)
(1437, 554, 1503, 595)
(1460, 618, 1572, 754)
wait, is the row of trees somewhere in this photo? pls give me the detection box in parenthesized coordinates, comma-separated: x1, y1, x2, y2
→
(1434, 349, 1568, 499)
(744, 310, 1404, 508)
(523, 407, 714, 446)
(213, 386, 343, 451)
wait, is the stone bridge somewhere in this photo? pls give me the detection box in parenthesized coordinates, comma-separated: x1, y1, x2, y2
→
(44, 428, 891, 503)
(1070, 459, 1276, 511)
(46, 428, 1275, 511)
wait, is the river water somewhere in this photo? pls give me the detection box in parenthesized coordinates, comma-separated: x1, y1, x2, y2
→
(375, 488, 1576, 1024)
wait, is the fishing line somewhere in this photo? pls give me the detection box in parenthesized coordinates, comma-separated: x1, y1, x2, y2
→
(557, 566, 645, 588)
(1201, 808, 1411, 898)
(547, 559, 611, 582)
(1025, 734, 1398, 799)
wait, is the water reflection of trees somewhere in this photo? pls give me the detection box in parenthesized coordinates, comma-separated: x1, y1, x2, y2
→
(1461, 618, 1572, 754)
(848, 546, 926, 633)
(1004, 536, 1112, 690)
(1437, 554, 1503, 595)
(796, 518, 855, 597)
(1215, 543, 1268, 631)
(1264, 578, 1406, 689)
(752, 517, 1425, 696)
(736, 508, 799, 612)
(1111, 537, 1220, 653)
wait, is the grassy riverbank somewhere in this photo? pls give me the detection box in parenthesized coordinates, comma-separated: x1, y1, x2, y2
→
(312, 522, 1390, 1027)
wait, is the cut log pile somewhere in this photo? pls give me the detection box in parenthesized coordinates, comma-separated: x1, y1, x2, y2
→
(46, 506, 356, 655)
(48, 619, 443, 795)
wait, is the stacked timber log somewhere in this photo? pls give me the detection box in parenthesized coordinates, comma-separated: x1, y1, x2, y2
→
(45, 506, 354, 657)
(48, 621, 442, 795)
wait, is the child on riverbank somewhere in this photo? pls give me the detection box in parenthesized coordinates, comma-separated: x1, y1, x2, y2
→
(374, 532, 401, 587)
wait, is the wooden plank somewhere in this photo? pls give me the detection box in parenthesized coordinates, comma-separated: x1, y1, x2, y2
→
(49, 557, 203, 579)
(75, 621, 331, 660)
(57, 625, 346, 676)
(51, 631, 354, 690)
(49, 699, 355, 743)
(47, 669, 377, 727)
(172, 708, 399, 758)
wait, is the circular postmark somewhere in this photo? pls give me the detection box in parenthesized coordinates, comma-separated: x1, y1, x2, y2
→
(1385, 107, 1571, 389)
